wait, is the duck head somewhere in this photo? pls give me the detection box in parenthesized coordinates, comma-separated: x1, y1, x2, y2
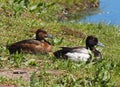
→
(86, 36, 104, 50)
(36, 29, 53, 40)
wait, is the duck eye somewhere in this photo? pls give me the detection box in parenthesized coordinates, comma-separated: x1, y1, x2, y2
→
(44, 34, 48, 37)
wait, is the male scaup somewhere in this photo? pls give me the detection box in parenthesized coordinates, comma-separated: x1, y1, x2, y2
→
(7, 29, 53, 54)
(54, 36, 104, 62)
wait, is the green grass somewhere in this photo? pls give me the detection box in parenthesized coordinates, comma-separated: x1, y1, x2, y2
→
(0, 0, 120, 87)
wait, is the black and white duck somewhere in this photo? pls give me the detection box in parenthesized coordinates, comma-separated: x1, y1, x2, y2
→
(54, 35, 104, 62)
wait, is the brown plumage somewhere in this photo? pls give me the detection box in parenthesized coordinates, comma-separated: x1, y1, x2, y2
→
(7, 29, 53, 54)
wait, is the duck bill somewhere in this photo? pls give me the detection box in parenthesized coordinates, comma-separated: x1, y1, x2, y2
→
(47, 34, 55, 39)
(97, 42, 105, 47)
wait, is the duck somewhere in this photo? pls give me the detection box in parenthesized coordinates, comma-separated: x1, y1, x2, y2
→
(7, 29, 53, 54)
(54, 35, 104, 62)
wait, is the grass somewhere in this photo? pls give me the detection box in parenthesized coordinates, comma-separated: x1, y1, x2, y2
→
(0, 0, 120, 87)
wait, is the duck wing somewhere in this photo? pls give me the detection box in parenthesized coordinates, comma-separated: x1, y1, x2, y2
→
(54, 47, 72, 58)
(61, 46, 88, 53)
(54, 46, 87, 58)
(17, 39, 41, 45)
(7, 39, 45, 54)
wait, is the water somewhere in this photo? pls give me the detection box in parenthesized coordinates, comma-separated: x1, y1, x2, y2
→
(80, 0, 120, 26)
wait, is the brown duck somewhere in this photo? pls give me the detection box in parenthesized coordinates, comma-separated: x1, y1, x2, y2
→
(7, 29, 53, 54)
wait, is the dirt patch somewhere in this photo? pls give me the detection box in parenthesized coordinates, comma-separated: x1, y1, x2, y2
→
(46, 69, 66, 76)
(115, 84, 120, 87)
(61, 25, 86, 39)
(0, 84, 18, 87)
(0, 68, 36, 82)
(0, 68, 66, 82)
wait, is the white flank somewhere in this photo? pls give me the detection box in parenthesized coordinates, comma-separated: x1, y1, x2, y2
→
(65, 51, 90, 62)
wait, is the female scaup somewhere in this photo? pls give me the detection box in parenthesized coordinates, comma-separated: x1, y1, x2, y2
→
(7, 29, 53, 54)
(54, 36, 104, 62)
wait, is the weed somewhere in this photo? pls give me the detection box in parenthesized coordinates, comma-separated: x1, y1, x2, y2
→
(30, 71, 47, 87)
(25, 59, 37, 66)
(10, 53, 25, 67)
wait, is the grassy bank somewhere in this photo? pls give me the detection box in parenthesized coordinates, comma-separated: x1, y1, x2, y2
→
(0, 0, 120, 87)
(0, 0, 99, 21)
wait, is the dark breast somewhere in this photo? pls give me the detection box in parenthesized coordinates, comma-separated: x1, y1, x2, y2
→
(93, 50, 102, 60)
(7, 39, 52, 54)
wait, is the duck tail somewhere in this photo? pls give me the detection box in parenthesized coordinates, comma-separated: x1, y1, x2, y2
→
(53, 50, 63, 58)
(54, 49, 68, 59)
(6, 44, 17, 54)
